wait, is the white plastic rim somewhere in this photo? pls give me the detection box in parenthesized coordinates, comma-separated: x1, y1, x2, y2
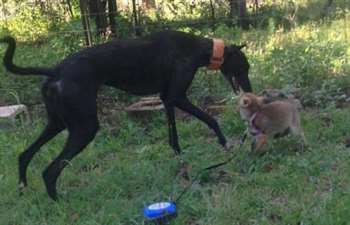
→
(147, 202, 171, 210)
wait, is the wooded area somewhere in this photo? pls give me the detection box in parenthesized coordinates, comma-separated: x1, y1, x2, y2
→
(2, 0, 340, 44)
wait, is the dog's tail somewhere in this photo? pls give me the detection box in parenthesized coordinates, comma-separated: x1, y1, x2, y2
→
(0, 36, 54, 77)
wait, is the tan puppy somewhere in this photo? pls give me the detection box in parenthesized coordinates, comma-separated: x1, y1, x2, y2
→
(239, 93, 306, 152)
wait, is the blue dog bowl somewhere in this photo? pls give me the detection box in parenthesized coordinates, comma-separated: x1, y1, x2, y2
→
(143, 201, 177, 223)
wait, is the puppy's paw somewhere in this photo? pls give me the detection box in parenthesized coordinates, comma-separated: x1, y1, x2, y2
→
(300, 142, 310, 152)
(251, 134, 267, 153)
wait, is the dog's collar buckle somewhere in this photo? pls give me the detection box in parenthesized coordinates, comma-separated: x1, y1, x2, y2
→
(208, 39, 224, 70)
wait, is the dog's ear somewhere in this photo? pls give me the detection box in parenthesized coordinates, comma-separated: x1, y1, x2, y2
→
(227, 44, 247, 54)
(236, 44, 247, 50)
(240, 96, 251, 108)
(225, 45, 235, 56)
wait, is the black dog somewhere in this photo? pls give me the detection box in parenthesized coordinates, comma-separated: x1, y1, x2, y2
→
(0, 31, 252, 200)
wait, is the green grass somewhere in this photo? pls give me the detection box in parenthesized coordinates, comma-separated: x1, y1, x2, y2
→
(0, 3, 349, 224)
(0, 106, 349, 225)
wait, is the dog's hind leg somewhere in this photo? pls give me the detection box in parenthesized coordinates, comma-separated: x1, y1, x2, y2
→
(175, 97, 227, 149)
(42, 87, 99, 200)
(42, 117, 99, 200)
(18, 114, 65, 190)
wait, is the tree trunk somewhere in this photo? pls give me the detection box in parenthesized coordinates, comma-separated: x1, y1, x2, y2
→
(228, 0, 248, 29)
(107, 0, 117, 36)
(229, 0, 239, 19)
(321, 0, 334, 18)
(66, 0, 74, 17)
(142, 0, 155, 9)
(79, 0, 93, 46)
(238, 0, 248, 29)
(88, 0, 108, 36)
(131, 0, 141, 36)
(209, 0, 215, 30)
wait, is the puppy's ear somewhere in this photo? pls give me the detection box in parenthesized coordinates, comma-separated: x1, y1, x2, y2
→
(240, 96, 251, 108)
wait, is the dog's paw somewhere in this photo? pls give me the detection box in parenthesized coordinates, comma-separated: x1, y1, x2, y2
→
(18, 182, 27, 196)
(223, 143, 231, 151)
(250, 140, 256, 152)
(345, 137, 350, 148)
(224, 138, 241, 151)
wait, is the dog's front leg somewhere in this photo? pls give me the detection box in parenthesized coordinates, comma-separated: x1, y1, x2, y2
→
(175, 97, 228, 150)
(161, 98, 181, 155)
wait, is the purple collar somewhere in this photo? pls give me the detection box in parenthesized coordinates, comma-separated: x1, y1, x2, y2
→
(249, 112, 262, 136)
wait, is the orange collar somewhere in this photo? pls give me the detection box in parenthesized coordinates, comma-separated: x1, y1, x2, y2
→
(207, 38, 225, 70)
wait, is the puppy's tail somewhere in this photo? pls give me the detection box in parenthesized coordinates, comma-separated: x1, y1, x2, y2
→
(0, 36, 54, 77)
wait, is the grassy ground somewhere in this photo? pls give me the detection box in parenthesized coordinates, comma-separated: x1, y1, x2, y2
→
(0, 105, 349, 225)
(0, 4, 349, 225)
